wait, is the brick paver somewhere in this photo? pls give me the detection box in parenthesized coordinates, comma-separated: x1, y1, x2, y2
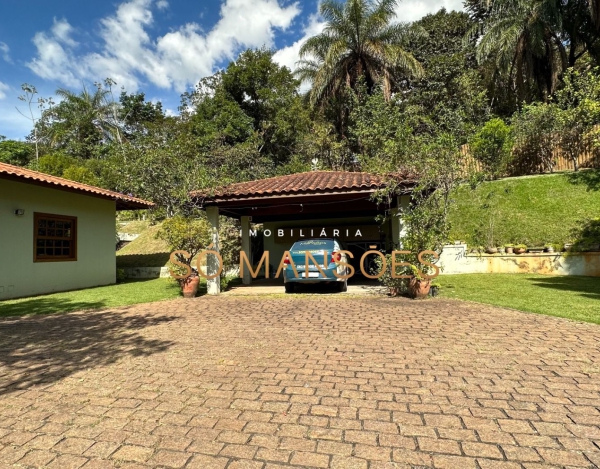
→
(0, 296, 599, 468)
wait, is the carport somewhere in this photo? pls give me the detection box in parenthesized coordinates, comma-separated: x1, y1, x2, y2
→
(191, 170, 416, 294)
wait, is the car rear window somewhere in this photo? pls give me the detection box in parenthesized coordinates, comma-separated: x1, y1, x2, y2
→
(291, 239, 336, 252)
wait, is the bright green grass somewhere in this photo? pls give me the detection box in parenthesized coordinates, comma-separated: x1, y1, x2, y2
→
(438, 273, 600, 324)
(448, 170, 600, 247)
(0, 278, 182, 318)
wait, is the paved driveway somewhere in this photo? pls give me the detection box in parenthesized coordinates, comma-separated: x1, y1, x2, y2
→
(0, 296, 599, 469)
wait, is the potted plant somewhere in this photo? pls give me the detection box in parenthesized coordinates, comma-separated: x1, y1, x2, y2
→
(504, 244, 514, 254)
(544, 244, 555, 253)
(564, 242, 573, 252)
(498, 246, 506, 254)
(408, 265, 431, 299)
(156, 215, 211, 299)
(180, 269, 200, 298)
(514, 244, 527, 254)
(485, 246, 498, 254)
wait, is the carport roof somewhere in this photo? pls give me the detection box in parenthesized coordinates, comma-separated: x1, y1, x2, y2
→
(191, 170, 415, 222)
(192, 170, 415, 201)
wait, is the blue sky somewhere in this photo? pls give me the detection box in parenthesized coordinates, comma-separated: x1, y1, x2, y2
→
(0, 0, 463, 140)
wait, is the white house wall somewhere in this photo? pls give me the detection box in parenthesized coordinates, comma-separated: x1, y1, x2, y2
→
(0, 179, 117, 299)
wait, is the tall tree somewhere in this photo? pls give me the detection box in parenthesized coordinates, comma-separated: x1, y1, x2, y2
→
(472, 0, 567, 103)
(296, 0, 424, 105)
(36, 80, 123, 159)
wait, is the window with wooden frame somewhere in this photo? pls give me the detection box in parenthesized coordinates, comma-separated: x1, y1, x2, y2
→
(34, 213, 77, 262)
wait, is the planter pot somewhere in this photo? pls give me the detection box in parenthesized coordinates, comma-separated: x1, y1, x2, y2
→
(514, 248, 526, 255)
(485, 247, 498, 254)
(545, 247, 555, 253)
(498, 248, 506, 255)
(505, 247, 514, 254)
(564, 243, 573, 252)
(409, 278, 431, 299)
(181, 276, 200, 298)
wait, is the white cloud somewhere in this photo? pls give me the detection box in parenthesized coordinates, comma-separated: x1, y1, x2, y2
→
(156, 0, 169, 9)
(0, 81, 9, 100)
(0, 42, 11, 63)
(27, 18, 80, 86)
(27, 0, 301, 92)
(273, 13, 325, 72)
(395, 0, 464, 23)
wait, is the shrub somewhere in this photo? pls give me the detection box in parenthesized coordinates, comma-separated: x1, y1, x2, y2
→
(470, 118, 513, 178)
(156, 215, 211, 267)
(116, 268, 126, 283)
(512, 103, 559, 174)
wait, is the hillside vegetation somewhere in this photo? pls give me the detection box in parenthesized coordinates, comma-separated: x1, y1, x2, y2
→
(448, 170, 600, 247)
(116, 222, 170, 269)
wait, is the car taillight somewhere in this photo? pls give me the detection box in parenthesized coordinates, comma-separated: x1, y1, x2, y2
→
(284, 256, 290, 265)
(331, 252, 341, 263)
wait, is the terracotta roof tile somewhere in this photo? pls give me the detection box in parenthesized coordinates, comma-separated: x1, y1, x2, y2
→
(0, 162, 153, 210)
(193, 171, 414, 200)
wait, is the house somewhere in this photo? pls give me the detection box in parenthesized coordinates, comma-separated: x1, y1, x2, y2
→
(0, 162, 153, 300)
(192, 170, 416, 294)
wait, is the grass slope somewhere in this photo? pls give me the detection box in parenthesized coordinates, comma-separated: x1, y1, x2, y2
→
(438, 273, 600, 324)
(118, 220, 152, 235)
(0, 279, 181, 317)
(117, 222, 171, 269)
(448, 170, 600, 247)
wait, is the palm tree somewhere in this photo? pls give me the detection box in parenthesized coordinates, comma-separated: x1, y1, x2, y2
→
(473, 0, 567, 103)
(296, 0, 424, 105)
(38, 83, 123, 158)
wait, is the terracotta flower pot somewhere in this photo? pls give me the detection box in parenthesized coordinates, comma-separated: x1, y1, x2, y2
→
(181, 276, 200, 298)
(514, 248, 526, 255)
(505, 247, 514, 254)
(409, 278, 431, 299)
(486, 247, 498, 254)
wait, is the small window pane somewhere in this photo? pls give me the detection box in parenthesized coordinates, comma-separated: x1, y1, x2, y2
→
(38, 228, 46, 236)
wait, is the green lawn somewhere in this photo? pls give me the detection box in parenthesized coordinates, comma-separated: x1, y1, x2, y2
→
(438, 273, 600, 324)
(0, 279, 182, 318)
(448, 170, 600, 247)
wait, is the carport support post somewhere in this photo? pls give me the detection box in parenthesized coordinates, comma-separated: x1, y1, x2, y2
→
(392, 195, 410, 248)
(241, 216, 252, 285)
(206, 206, 221, 295)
